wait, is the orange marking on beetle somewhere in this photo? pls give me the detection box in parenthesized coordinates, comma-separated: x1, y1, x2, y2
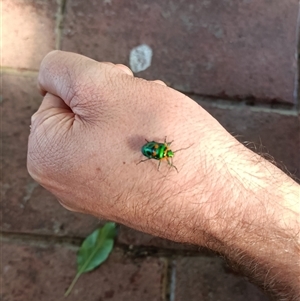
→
(164, 147, 170, 156)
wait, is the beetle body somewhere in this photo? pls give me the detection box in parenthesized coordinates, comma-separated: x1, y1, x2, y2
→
(138, 137, 178, 172)
(141, 141, 174, 161)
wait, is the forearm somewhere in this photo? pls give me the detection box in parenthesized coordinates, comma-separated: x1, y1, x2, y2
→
(198, 141, 300, 300)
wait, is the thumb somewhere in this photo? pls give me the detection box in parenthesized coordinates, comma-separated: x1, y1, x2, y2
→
(30, 92, 74, 133)
(31, 92, 71, 125)
(37, 50, 130, 119)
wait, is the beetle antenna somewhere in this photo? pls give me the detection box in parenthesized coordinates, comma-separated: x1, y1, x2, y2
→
(136, 158, 151, 165)
(173, 143, 194, 153)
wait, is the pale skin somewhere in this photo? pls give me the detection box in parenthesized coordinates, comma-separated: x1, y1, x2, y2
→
(27, 51, 300, 300)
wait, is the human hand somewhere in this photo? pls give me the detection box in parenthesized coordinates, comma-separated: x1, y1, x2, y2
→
(27, 50, 237, 244)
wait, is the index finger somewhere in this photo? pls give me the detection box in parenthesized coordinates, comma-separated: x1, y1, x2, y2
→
(38, 50, 129, 108)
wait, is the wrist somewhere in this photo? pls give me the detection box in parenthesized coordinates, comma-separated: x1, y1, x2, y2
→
(203, 141, 299, 247)
(197, 140, 300, 297)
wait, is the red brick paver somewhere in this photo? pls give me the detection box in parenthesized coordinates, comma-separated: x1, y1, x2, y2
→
(62, 0, 299, 103)
(174, 257, 270, 301)
(1, 239, 164, 301)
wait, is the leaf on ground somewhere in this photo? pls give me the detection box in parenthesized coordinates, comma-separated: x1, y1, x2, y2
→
(64, 222, 117, 297)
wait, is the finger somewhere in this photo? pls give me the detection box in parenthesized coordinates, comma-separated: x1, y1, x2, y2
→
(38, 50, 127, 108)
(38, 92, 70, 112)
(31, 93, 72, 126)
(100, 62, 133, 76)
(115, 64, 134, 76)
(152, 80, 167, 86)
(38, 51, 95, 102)
(101, 62, 115, 66)
(57, 198, 81, 213)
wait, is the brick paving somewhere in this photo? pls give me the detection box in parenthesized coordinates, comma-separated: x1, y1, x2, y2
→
(2, 0, 299, 300)
(199, 99, 300, 181)
(1, 239, 164, 301)
(61, 0, 299, 103)
(174, 257, 269, 301)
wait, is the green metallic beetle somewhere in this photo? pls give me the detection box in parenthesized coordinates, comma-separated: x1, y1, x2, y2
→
(137, 137, 188, 172)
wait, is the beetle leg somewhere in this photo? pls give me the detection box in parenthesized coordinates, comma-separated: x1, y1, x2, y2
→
(136, 158, 151, 165)
(173, 165, 179, 173)
(168, 158, 179, 173)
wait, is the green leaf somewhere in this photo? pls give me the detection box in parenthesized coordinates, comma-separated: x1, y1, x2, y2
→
(64, 222, 117, 297)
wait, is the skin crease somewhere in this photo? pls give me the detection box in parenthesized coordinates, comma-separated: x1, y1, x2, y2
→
(27, 51, 300, 300)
